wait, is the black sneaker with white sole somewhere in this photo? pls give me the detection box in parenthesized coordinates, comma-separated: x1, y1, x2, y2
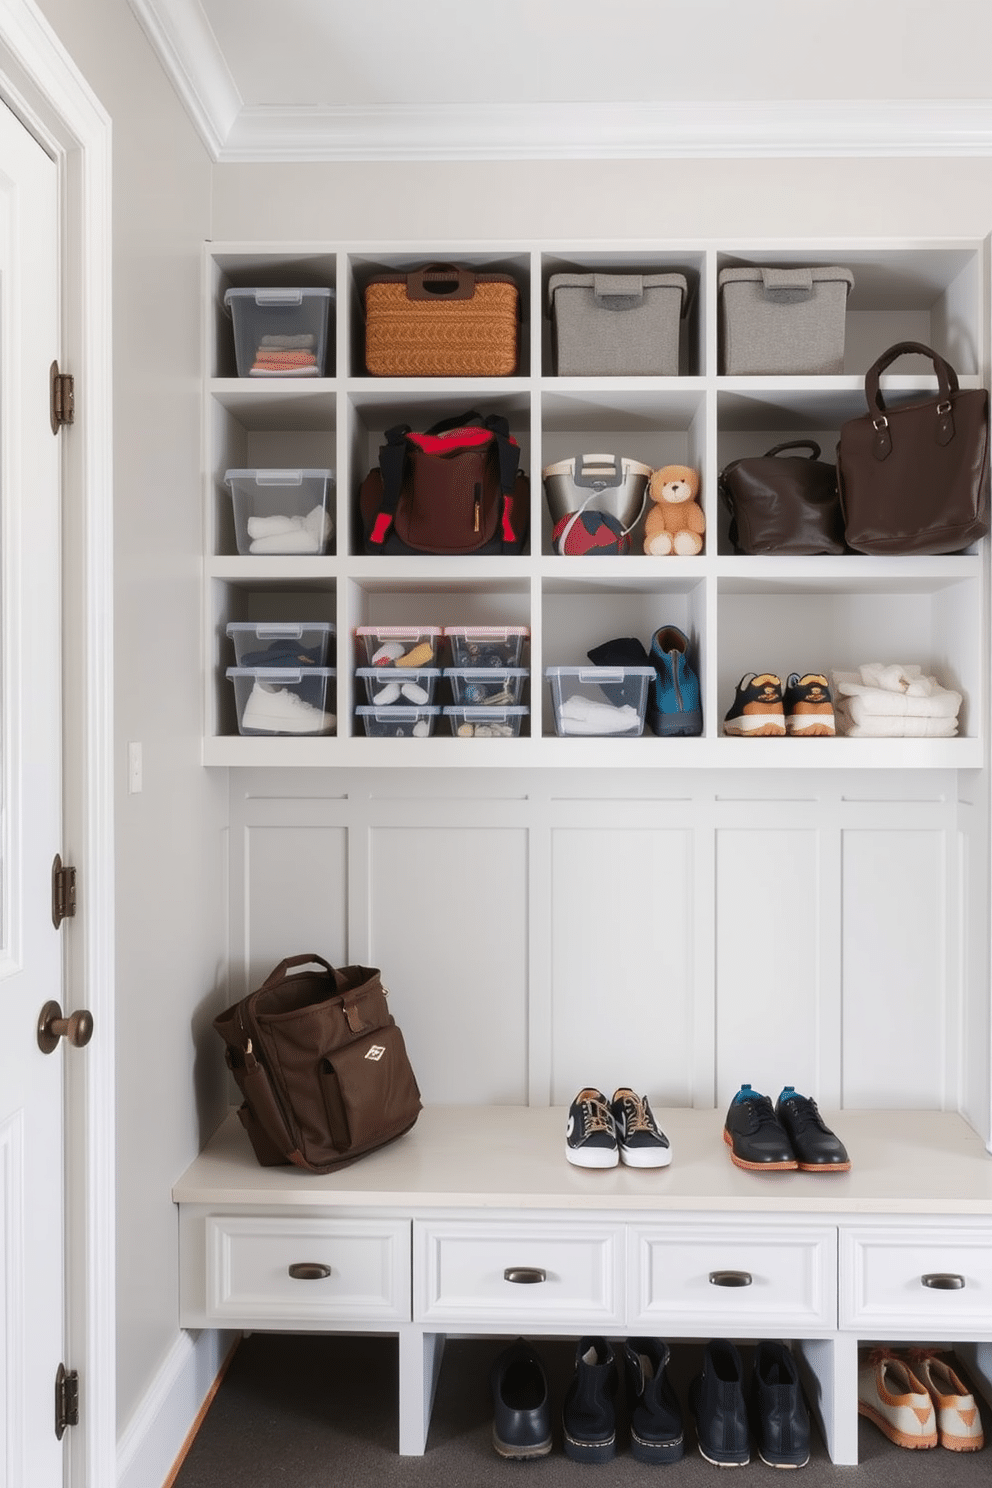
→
(565, 1088, 618, 1168)
(611, 1089, 673, 1168)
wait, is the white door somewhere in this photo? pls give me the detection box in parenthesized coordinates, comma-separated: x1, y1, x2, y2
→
(0, 100, 66, 1488)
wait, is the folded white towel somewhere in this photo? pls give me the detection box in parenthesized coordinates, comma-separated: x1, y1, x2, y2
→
(250, 530, 320, 554)
(831, 668, 961, 720)
(247, 506, 332, 554)
(559, 695, 640, 735)
(834, 698, 958, 737)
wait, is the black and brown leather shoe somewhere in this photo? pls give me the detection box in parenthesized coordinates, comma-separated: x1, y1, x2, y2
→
(723, 1084, 797, 1171)
(775, 1087, 851, 1172)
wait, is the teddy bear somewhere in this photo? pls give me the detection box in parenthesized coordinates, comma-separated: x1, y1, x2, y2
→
(644, 464, 705, 556)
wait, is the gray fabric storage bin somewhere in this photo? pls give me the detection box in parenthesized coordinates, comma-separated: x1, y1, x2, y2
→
(718, 265, 854, 375)
(549, 271, 687, 375)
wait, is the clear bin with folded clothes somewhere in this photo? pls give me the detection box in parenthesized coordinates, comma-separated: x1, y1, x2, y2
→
(225, 469, 334, 555)
(545, 666, 654, 737)
(224, 286, 333, 377)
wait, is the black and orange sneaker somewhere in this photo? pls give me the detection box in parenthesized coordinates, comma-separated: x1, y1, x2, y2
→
(784, 673, 835, 736)
(723, 673, 785, 736)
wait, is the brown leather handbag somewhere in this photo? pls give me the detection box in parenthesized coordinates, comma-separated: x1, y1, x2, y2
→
(719, 440, 845, 555)
(213, 955, 421, 1173)
(837, 341, 990, 555)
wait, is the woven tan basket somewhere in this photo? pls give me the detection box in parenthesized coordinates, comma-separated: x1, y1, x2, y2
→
(365, 264, 519, 377)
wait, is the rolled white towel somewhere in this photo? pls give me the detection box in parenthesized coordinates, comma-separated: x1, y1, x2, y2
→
(249, 529, 320, 554)
(831, 669, 961, 719)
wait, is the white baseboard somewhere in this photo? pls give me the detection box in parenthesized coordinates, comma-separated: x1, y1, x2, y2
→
(117, 1327, 237, 1488)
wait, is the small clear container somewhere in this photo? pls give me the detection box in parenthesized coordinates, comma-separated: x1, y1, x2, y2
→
(443, 625, 529, 668)
(545, 666, 654, 738)
(356, 705, 440, 738)
(226, 667, 337, 736)
(225, 469, 334, 556)
(226, 621, 335, 668)
(224, 287, 333, 378)
(443, 668, 527, 706)
(355, 625, 442, 667)
(445, 705, 528, 738)
(355, 667, 440, 706)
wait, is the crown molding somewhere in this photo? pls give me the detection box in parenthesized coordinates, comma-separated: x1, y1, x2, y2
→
(126, 3, 992, 163)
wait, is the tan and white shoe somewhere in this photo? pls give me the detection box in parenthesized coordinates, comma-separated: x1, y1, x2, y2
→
(907, 1350, 985, 1451)
(857, 1350, 937, 1449)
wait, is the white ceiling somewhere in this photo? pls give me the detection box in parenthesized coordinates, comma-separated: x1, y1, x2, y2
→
(128, 0, 992, 162)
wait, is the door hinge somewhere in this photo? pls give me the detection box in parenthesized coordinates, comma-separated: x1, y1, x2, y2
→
(50, 360, 74, 433)
(55, 1363, 79, 1439)
(52, 853, 77, 929)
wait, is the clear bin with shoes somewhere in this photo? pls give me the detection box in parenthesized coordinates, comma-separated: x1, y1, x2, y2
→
(443, 625, 529, 669)
(355, 667, 440, 707)
(226, 621, 335, 669)
(444, 668, 527, 706)
(226, 667, 336, 736)
(223, 286, 333, 378)
(444, 705, 528, 738)
(355, 625, 442, 668)
(356, 705, 440, 738)
(545, 666, 654, 737)
(225, 469, 334, 555)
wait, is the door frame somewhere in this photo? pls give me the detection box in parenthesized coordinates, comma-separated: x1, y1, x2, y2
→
(0, 4, 114, 1486)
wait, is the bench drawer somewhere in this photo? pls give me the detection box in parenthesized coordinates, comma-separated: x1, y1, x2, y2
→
(414, 1219, 624, 1328)
(205, 1215, 411, 1325)
(629, 1221, 837, 1333)
(840, 1224, 992, 1333)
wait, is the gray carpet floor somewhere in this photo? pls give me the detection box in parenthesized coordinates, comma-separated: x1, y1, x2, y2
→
(171, 1333, 990, 1486)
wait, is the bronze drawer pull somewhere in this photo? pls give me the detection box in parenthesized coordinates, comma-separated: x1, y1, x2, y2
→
(709, 1269, 752, 1287)
(921, 1272, 965, 1289)
(288, 1262, 332, 1280)
(504, 1266, 547, 1284)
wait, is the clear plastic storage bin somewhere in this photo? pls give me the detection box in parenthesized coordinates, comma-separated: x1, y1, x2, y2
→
(545, 666, 654, 737)
(225, 469, 334, 556)
(443, 625, 529, 668)
(226, 621, 335, 668)
(444, 668, 527, 706)
(445, 705, 528, 738)
(355, 667, 440, 706)
(356, 706, 440, 738)
(226, 667, 336, 736)
(355, 626, 442, 667)
(223, 287, 333, 378)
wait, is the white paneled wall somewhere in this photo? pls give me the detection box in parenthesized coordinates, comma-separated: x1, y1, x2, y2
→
(228, 767, 968, 1120)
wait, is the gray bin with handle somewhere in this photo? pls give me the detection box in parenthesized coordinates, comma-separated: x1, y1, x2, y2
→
(718, 265, 854, 374)
(549, 271, 688, 375)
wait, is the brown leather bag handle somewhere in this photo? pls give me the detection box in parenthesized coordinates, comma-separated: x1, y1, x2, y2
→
(260, 953, 335, 988)
(864, 342, 960, 460)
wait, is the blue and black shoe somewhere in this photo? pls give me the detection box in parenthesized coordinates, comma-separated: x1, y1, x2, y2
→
(648, 625, 702, 736)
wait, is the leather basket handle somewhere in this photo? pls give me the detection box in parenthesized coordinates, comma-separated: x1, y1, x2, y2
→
(406, 264, 475, 301)
(865, 341, 958, 414)
(764, 440, 823, 460)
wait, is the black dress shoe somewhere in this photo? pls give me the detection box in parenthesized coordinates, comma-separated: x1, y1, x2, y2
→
(723, 1084, 797, 1171)
(749, 1340, 811, 1467)
(775, 1087, 851, 1172)
(490, 1339, 552, 1458)
(689, 1338, 750, 1466)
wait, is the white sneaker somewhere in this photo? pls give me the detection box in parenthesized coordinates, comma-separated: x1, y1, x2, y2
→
(241, 682, 335, 735)
(857, 1351, 937, 1450)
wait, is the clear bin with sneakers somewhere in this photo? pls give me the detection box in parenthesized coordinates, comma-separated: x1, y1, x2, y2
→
(225, 469, 334, 556)
(444, 705, 528, 738)
(545, 666, 654, 738)
(443, 625, 529, 668)
(226, 621, 335, 668)
(223, 287, 333, 378)
(356, 705, 439, 738)
(444, 668, 527, 706)
(355, 667, 440, 707)
(355, 625, 442, 668)
(226, 667, 336, 736)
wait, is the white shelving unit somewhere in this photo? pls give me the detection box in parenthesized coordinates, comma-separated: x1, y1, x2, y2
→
(202, 238, 988, 769)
